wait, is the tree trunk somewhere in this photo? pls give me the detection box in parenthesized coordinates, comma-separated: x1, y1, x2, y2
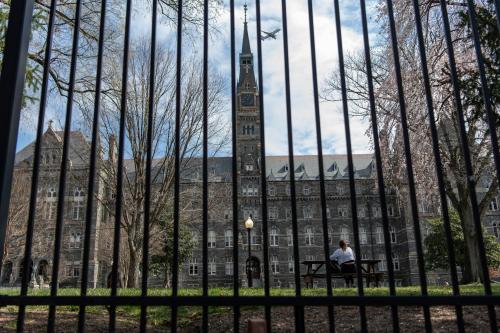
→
(460, 204, 484, 283)
(126, 238, 140, 288)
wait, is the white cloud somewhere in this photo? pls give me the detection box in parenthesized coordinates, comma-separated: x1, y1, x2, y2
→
(17, 0, 375, 157)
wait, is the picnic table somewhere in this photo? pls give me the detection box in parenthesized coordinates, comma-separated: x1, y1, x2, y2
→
(301, 259, 383, 288)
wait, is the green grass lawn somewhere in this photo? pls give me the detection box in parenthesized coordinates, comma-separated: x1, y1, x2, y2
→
(1, 284, 498, 329)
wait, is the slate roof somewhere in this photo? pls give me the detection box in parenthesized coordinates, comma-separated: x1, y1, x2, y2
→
(15, 129, 376, 180)
(15, 127, 90, 167)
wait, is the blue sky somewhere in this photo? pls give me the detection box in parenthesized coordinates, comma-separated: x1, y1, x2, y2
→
(16, 0, 380, 157)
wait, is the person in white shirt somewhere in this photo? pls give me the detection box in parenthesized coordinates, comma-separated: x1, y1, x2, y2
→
(330, 239, 356, 287)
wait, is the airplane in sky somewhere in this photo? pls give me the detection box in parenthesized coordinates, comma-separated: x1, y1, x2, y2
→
(260, 28, 281, 40)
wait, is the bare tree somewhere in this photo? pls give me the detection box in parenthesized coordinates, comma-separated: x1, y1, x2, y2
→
(3, 169, 32, 260)
(322, 0, 498, 283)
(0, 0, 224, 107)
(77, 37, 229, 287)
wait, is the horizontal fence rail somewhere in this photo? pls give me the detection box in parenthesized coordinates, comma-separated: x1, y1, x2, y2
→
(0, 0, 499, 332)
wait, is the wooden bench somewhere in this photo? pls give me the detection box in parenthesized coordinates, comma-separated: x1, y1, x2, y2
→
(301, 260, 384, 288)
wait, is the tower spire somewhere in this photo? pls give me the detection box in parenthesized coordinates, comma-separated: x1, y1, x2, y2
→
(244, 2, 247, 24)
(241, 3, 251, 54)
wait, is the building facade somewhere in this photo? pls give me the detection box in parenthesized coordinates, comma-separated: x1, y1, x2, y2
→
(2, 17, 499, 290)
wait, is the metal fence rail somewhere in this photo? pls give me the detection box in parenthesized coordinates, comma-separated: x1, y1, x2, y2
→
(0, 0, 499, 332)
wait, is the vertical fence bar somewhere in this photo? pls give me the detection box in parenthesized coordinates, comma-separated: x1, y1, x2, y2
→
(47, 1, 82, 331)
(78, 0, 107, 331)
(201, 0, 209, 331)
(229, 1, 240, 332)
(306, 1, 335, 332)
(14, 1, 57, 331)
(171, 1, 183, 331)
(463, 13, 500, 323)
(0, 0, 35, 280)
(279, 2, 304, 331)
(253, 1, 271, 330)
(409, 0, 465, 331)
(465, 0, 500, 198)
(438, 2, 498, 332)
(109, 0, 133, 330)
(139, 0, 158, 331)
(383, 0, 433, 331)
(359, 0, 399, 331)
(331, 1, 367, 331)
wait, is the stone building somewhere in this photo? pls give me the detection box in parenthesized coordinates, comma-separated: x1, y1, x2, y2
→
(2, 14, 499, 290)
(180, 15, 409, 288)
(1, 123, 112, 288)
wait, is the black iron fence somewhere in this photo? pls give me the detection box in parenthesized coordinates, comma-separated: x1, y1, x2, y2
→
(0, 0, 499, 332)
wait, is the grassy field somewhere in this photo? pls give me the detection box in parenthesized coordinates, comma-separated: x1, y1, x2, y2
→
(1, 284, 498, 330)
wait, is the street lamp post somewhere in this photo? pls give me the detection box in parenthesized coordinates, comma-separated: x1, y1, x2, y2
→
(245, 216, 254, 288)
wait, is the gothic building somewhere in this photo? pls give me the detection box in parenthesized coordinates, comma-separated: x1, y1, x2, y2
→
(2, 15, 499, 290)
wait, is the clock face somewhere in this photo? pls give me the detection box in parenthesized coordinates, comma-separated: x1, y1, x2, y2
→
(241, 93, 254, 107)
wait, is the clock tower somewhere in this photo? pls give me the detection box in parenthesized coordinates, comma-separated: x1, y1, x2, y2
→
(237, 4, 261, 221)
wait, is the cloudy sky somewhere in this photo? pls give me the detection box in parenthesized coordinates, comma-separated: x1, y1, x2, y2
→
(195, 0, 379, 156)
(17, 0, 382, 157)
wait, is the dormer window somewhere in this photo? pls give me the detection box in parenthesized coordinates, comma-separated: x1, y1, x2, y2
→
(245, 82, 251, 90)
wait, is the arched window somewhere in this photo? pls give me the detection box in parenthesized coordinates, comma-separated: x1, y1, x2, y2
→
(189, 258, 198, 276)
(271, 256, 279, 274)
(392, 253, 400, 271)
(328, 227, 334, 244)
(390, 226, 397, 243)
(489, 197, 499, 211)
(303, 206, 313, 219)
(47, 188, 57, 199)
(268, 186, 276, 196)
(74, 187, 84, 198)
(387, 204, 395, 217)
(224, 230, 233, 247)
(359, 227, 368, 245)
(287, 228, 293, 246)
(288, 256, 294, 273)
(69, 231, 81, 249)
(492, 222, 499, 239)
(268, 207, 278, 220)
(208, 231, 216, 248)
(305, 227, 314, 246)
(208, 258, 216, 275)
(340, 226, 349, 242)
(375, 226, 384, 244)
(378, 254, 387, 271)
(358, 206, 366, 218)
(225, 257, 233, 276)
(303, 185, 311, 196)
(338, 206, 348, 217)
(270, 227, 278, 247)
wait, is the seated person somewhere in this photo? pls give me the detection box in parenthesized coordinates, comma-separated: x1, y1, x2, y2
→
(330, 239, 355, 287)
